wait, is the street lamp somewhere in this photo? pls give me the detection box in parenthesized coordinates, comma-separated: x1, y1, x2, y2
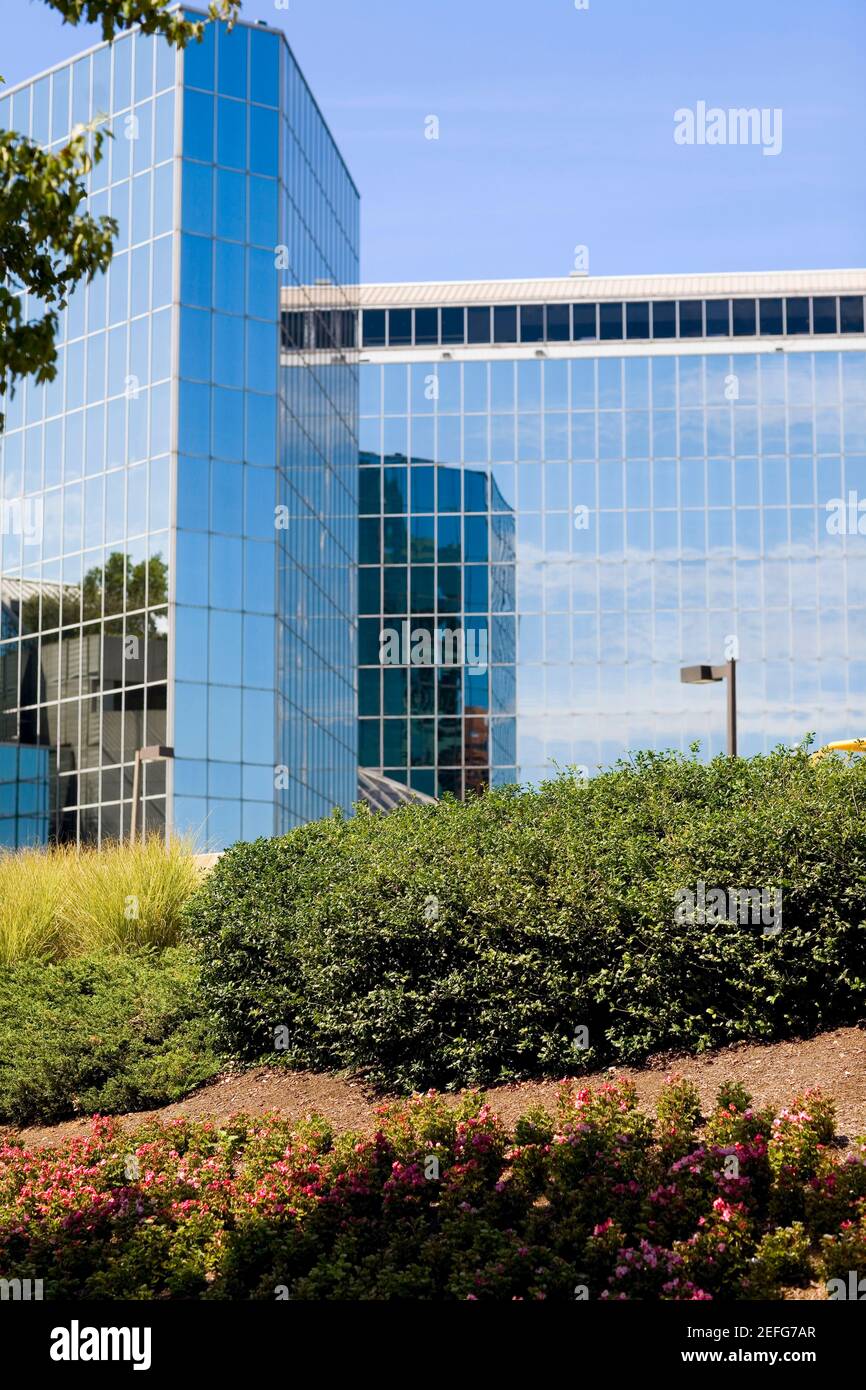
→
(130, 745, 174, 844)
(680, 660, 737, 757)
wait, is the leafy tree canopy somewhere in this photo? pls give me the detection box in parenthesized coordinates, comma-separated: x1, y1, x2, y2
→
(0, 1, 239, 428)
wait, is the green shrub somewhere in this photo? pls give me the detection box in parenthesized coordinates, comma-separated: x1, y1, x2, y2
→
(746, 1222, 813, 1297)
(716, 1080, 753, 1114)
(0, 947, 219, 1126)
(183, 748, 866, 1091)
(656, 1075, 703, 1161)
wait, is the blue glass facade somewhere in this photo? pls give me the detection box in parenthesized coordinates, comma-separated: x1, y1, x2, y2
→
(0, 16, 359, 848)
(356, 286, 866, 789)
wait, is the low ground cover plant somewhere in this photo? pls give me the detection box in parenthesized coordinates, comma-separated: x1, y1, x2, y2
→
(1, 1081, 863, 1300)
(0, 948, 219, 1126)
(184, 748, 866, 1090)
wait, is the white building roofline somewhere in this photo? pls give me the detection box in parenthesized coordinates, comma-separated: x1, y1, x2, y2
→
(281, 269, 866, 311)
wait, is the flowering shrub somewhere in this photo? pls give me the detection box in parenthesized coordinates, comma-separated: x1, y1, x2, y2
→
(0, 1081, 858, 1300)
(655, 1074, 702, 1162)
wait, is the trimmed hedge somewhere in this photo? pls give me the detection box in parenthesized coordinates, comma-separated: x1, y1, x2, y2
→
(0, 948, 219, 1126)
(183, 749, 866, 1091)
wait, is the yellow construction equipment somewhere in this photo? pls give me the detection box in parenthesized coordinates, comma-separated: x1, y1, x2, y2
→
(810, 739, 866, 763)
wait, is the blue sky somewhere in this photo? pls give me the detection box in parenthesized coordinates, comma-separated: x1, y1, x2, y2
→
(2, 0, 864, 282)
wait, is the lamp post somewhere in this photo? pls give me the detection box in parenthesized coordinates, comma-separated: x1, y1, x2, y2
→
(680, 660, 737, 757)
(130, 745, 174, 844)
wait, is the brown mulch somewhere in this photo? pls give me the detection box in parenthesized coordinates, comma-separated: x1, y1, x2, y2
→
(5, 1025, 866, 1150)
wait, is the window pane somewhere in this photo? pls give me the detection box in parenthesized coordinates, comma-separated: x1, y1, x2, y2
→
(31, 80, 48, 144)
(441, 307, 465, 344)
(840, 296, 865, 333)
(72, 58, 90, 127)
(217, 95, 245, 168)
(216, 168, 245, 240)
(626, 302, 649, 339)
(812, 296, 837, 334)
(134, 32, 154, 103)
(705, 299, 730, 336)
(249, 27, 280, 106)
(363, 309, 386, 347)
(546, 303, 570, 341)
(732, 299, 757, 336)
(572, 303, 597, 340)
(113, 37, 132, 111)
(184, 21, 215, 91)
(52, 67, 70, 142)
(759, 298, 784, 335)
(414, 308, 438, 344)
(785, 297, 810, 335)
(599, 303, 623, 340)
(519, 305, 544, 343)
(217, 20, 247, 100)
(250, 105, 278, 175)
(652, 301, 676, 338)
(389, 309, 412, 346)
(467, 306, 491, 343)
(679, 300, 703, 337)
(493, 306, 517, 343)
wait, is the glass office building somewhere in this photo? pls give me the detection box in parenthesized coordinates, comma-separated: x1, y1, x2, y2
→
(0, 12, 359, 849)
(351, 273, 866, 793)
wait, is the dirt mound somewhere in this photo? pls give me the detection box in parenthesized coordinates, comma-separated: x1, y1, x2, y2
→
(5, 1025, 865, 1151)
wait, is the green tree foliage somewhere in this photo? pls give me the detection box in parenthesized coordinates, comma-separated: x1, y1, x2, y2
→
(41, 1, 237, 45)
(0, 121, 116, 428)
(0, 1, 238, 427)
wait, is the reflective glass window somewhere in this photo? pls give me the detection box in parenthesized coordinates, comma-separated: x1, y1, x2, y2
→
(217, 21, 247, 100)
(651, 301, 676, 338)
(363, 310, 386, 347)
(705, 299, 730, 336)
(184, 21, 215, 90)
(216, 169, 245, 241)
(112, 37, 132, 111)
(599, 303, 623, 340)
(250, 28, 280, 106)
(626, 302, 650, 339)
(217, 96, 246, 168)
(520, 305, 544, 343)
(493, 306, 518, 343)
(414, 308, 438, 344)
(732, 299, 757, 336)
(134, 32, 154, 103)
(759, 298, 784, 334)
(72, 58, 90, 127)
(389, 309, 412, 346)
(572, 304, 597, 340)
(51, 66, 70, 141)
(250, 105, 278, 175)
(840, 297, 864, 333)
(467, 306, 491, 343)
(249, 176, 277, 244)
(546, 303, 570, 342)
(441, 307, 465, 344)
(812, 297, 837, 334)
(182, 161, 212, 236)
(679, 300, 703, 337)
(786, 297, 810, 335)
